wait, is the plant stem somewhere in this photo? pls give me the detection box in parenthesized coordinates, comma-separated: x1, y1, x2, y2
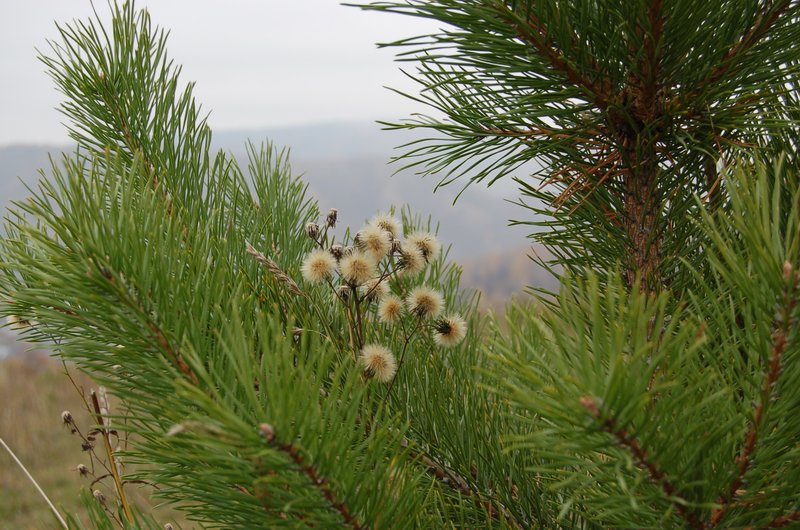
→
(0, 437, 68, 530)
(91, 391, 134, 524)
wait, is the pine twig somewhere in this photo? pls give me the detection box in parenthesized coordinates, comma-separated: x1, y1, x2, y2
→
(710, 262, 797, 527)
(580, 396, 704, 529)
(259, 423, 363, 530)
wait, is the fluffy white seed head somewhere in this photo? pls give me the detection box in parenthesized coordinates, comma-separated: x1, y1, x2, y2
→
(361, 277, 389, 302)
(405, 232, 441, 262)
(360, 344, 397, 383)
(378, 295, 403, 324)
(433, 314, 468, 347)
(406, 286, 444, 318)
(300, 249, 337, 284)
(398, 245, 425, 276)
(340, 251, 376, 286)
(358, 224, 392, 261)
(370, 213, 402, 238)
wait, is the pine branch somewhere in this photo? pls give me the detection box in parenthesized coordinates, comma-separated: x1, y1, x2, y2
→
(709, 261, 798, 528)
(678, 0, 793, 114)
(757, 510, 800, 529)
(400, 438, 523, 529)
(580, 396, 704, 529)
(259, 424, 364, 530)
(492, 3, 612, 110)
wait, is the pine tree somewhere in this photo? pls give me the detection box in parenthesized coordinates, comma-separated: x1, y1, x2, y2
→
(0, 1, 798, 529)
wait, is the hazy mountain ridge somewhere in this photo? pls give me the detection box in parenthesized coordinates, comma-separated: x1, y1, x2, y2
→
(1, 122, 547, 311)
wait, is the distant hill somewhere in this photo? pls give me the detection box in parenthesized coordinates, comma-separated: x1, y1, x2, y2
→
(0, 122, 550, 313)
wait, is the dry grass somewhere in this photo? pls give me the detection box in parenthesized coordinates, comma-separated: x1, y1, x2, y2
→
(0, 351, 184, 528)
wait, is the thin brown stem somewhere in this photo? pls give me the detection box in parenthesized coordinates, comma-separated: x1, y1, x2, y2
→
(709, 266, 796, 527)
(91, 391, 134, 524)
(580, 396, 704, 529)
(259, 424, 363, 529)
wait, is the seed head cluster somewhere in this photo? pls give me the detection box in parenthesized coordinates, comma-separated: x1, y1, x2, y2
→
(285, 207, 467, 386)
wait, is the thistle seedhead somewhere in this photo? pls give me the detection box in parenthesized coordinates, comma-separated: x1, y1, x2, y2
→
(340, 251, 376, 286)
(378, 295, 403, 324)
(360, 344, 397, 383)
(330, 244, 344, 260)
(326, 208, 338, 228)
(433, 314, 468, 347)
(406, 232, 441, 263)
(305, 222, 320, 240)
(406, 286, 444, 318)
(370, 213, 402, 238)
(76, 464, 89, 476)
(357, 224, 392, 261)
(61, 411, 73, 425)
(301, 249, 337, 284)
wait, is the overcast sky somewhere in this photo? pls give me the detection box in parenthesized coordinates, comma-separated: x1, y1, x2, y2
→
(0, 1, 438, 146)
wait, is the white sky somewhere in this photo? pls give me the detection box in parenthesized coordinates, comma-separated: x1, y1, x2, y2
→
(0, 0, 438, 146)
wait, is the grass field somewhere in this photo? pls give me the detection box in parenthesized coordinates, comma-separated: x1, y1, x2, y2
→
(0, 351, 184, 528)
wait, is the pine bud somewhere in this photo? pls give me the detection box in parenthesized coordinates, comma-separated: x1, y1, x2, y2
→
(259, 423, 276, 442)
(783, 260, 793, 283)
(326, 208, 338, 228)
(305, 222, 320, 240)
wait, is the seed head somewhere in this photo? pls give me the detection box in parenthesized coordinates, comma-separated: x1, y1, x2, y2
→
(370, 213, 402, 238)
(405, 232, 441, 262)
(301, 249, 337, 284)
(93, 490, 106, 504)
(305, 222, 320, 240)
(76, 464, 88, 476)
(360, 344, 397, 383)
(61, 411, 73, 425)
(340, 251, 376, 286)
(433, 314, 468, 347)
(336, 284, 352, 303)
(362, 277, 388, 302)
(326, 208, 338, 228)
(378, 295, 403, 324)
(406, 286, 444, 318)
(398, 245, 425, 276)
(330, 244, 344, 260)
(357, 224, 392, 260)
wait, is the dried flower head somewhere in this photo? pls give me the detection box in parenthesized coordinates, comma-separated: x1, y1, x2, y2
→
(362, 277, 388, 302)
(61, 411, 73, 425)
(357, 224, 392, 260)
(406, 232, 441, 262)
(301, 249, 337, 284)
(340, 251, 376, 286)
(93, 490, 106, 504)
(76, 464, 89, 476)
(305, 222, 320, 240)
(360, 344, 397, 383)
(370, 213, 402, 238)
(398, 245, 425, 276)
(433, 314, 468, 347)
(326, 208, 338, 228)
(330, 244, 344, 260)
(406, 286, 444, 318)
(336, 284, 352, 303)
(164, 524, 175, 530)
(378, 295, 403, 324)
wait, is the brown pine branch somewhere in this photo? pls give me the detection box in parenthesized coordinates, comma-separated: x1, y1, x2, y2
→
(757, 510, 800, 529)
(709, 262, 797, 528)
(580, 396, 704, 529)
(259, 423, 364, 530)
(676, 0, 792, 114)
(400, 438, 523, 529)
(494, 4, 613, 110)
